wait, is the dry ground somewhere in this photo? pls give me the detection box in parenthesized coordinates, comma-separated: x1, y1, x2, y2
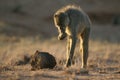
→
(0, 24, 120, 80)
(0, 0, 120, 80)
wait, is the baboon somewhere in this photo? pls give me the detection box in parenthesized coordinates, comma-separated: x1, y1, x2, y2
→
(53, 5, 91, 73)
(30, 50, 56, 70)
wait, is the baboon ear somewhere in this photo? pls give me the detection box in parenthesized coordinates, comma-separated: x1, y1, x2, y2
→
(54, 14, 58, 18)
(36, 50, 39, 53)
(35, 50, 39, 55)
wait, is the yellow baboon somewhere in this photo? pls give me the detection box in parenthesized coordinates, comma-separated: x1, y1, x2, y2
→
(53, 5, 91, 73)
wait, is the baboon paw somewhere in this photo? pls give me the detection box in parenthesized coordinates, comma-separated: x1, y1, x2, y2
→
(66, 62, 72, 67)
(66, 64, 71, 67)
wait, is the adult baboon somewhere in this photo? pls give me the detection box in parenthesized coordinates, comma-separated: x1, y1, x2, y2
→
(53, 5, 91, 72)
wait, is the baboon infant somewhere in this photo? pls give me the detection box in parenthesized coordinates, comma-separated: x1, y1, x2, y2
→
(53, 5, 91, 73)
(30, 50, 56, 70)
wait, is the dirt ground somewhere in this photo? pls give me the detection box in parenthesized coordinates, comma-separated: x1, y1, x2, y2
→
(0, 0, 120, 80)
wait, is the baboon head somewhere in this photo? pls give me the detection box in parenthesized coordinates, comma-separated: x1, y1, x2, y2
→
(30, 51, 38, 69)
(54, 12, 69, 40)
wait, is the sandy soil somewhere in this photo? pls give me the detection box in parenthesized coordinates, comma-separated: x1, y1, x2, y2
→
(0, 0, 120, 80)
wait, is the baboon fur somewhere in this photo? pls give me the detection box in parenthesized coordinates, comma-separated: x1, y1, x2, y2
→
(30, 50, 56, 70)
(53, 5, 91, 72)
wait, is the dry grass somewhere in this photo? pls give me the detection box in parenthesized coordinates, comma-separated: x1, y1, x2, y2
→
(0, 0, 120, 79)
(0, 23, 120, 80)
(0, 35, 120, 80)
(0, 20, 120, 79)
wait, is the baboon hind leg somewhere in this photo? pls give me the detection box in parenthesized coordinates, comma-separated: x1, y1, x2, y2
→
(80, 28, 90, 69)
(66, 36, 77, 67)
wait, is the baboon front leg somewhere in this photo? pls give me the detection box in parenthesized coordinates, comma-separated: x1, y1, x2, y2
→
(66, 36, 70, 61)
(80, 28, 90, 69)
(66, 36, 77, 67)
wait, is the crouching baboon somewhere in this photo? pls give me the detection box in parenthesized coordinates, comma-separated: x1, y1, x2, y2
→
(53, 5, 91, 73)
(30, 50, 56, 70)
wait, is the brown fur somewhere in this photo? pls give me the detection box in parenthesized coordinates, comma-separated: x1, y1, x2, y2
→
(30, 50, 56, 70)
(54, 5, 91, 72)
